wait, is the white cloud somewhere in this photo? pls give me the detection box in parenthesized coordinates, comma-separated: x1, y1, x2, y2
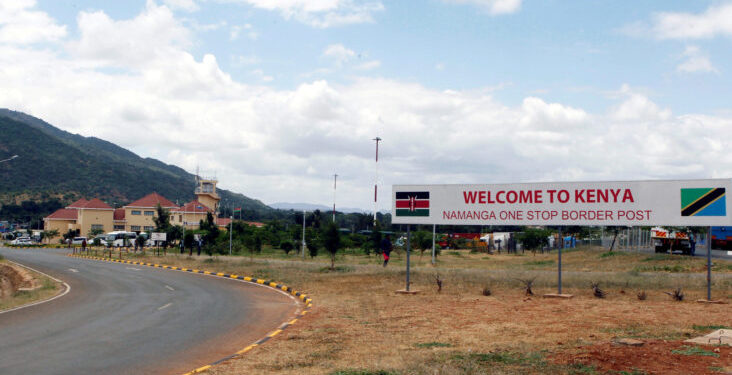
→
(230, 23, 258, 40)
(323, 43, 356, 65)
(677, 46, 718, 74)
(322, 43, 380, 71)
(355, 60, 380, 70)
(68, 2, 191, 69)
(442, 0, 522, 15)
(0, 0, 67, 44)
(610, 84, 671, 121)
(234, 0, 384, 28)
(250, 68, 273, 82)
(3, 4, 732, 210)
(163, 0, 199, 12)
(634, 3, 732, 40)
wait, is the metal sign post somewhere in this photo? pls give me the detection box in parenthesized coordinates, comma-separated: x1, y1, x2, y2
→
(406, 225, 411, 291)
(431, 224, 436, 265)
(707, 226, 712, 301)
(558, 227, 563, 295)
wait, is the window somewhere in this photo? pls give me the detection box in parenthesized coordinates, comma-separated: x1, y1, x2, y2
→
(131, 210, 141, 215)
(131, 226, 141, 231)
(179, 215, 182, 222)
(143, 226, 153, 231)
(144, 211, 154, 216)
(91, 224, 103, 230)
(114, 225, 125, 230)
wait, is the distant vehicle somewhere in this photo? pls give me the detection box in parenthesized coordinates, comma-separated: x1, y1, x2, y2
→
(651, 227, 691, 254)
(11, 237, 32, 245)
(104, 231, 137, 247)
(711, 227, 732, 250)
(72, 236, 88, 245)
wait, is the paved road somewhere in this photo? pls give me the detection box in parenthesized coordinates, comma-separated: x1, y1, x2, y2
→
(0, 247, 299, 375)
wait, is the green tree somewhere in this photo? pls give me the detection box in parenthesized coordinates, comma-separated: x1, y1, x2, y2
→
(322, 222, 342, 270)
(153, 204, 172, 232)
(184, 231, 194, 250)
(88, 228, 104, 238)
(41, 229, 59, 243)
(370, 222, 382, 254)
(517, 228, 550, 251)
(412, 231, 432, 258)
(199, 212, 220, 246)
(280, 240, 294, 256)
(306, 228, 319, 258)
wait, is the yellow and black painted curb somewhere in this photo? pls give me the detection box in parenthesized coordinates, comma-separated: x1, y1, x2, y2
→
(66, 254, 313, 374)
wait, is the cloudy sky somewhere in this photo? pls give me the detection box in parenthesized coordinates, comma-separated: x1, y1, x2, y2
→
(2, 0, 732, 211)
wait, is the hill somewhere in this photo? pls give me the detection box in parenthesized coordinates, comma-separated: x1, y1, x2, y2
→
(0, 109, 277, 222)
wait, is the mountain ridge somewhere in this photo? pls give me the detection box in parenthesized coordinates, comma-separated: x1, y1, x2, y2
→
(0, 109, 277, 220)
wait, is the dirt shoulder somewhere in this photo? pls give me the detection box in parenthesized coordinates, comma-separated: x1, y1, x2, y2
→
(0, 259, 63, 312)
(96, 248, 731, 375)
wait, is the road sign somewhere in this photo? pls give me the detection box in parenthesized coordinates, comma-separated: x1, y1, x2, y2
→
(151, 232, 166, 241)
(392, 179, 732, 226)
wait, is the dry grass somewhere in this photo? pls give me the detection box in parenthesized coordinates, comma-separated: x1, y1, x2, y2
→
(108, 247, 731, 375)
(0, 260, 62, 311)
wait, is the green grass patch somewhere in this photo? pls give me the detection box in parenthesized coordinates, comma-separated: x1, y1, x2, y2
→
(642, 254, 677, 262)
(599, 251, 628, 258)
(671, 345, 720, 357)
(415, 342, 452, 348)
(524, 260, 554, 266)
(567, 363, 598, 374)
(632, 264, 688, 273)
(692, 324, 730, 332)
(317, 265, 355, 273)
(448, 251, 464, 257)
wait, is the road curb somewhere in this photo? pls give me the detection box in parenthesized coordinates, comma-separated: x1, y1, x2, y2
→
(66, 254, 313, 374)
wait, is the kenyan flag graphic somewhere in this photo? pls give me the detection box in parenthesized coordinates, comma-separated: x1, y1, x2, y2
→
(395, 191, 429, 217)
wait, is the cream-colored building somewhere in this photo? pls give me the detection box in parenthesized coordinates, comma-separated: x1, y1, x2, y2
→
(45, 176, 228, 239)
(43, 198, 114, 242)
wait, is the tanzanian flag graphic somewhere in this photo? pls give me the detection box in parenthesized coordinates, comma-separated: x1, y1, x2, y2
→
(680, 188, 726, 217)
(395, 191, 430, 217)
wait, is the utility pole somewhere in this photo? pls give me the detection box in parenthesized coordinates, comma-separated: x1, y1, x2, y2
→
(372, 136, 381, 226)
(229, 215, 233, 256)
(302, 210, 306, 259)
(333, 173, 338, 222)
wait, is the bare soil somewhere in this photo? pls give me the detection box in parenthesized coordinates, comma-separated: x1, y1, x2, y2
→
(89, 247, 732, 374)
(552, 340, 732, 374)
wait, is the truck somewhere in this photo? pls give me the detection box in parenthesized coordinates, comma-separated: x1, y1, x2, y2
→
(651, 227, 692, 254)
(711, 226, 732, 250)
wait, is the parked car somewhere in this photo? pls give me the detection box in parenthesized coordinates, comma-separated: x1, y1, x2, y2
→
(11, 237, 33, 245)
(72, 236, 88, 245)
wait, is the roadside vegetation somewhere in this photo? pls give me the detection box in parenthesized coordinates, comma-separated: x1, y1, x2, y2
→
(0, 259, 61, 311)
(67, 242, 732, 375)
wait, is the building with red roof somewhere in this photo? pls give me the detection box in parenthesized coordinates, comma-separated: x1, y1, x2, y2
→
(44, 176, 234, 240)
(43, 198, 114, 242)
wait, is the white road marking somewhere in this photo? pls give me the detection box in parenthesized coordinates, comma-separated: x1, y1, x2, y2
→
(126, 267, 141, 271)
(68, 268, 78, 273)
(165, 285, 175, 291)
(157, 303, 172, 311)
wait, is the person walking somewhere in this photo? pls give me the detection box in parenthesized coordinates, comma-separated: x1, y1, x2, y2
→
(689, 231, 696, 256)
(81, 238, 87, 252)
(381, 235, 392, 267)
(180, 240, 184, 254)
(196, 238, 202, 256)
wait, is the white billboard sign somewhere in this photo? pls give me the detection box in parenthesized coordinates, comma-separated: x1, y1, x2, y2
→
(392, 179, 732, 226)
(151, 232, 167, 241)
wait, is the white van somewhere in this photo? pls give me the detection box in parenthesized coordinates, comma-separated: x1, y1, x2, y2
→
(104, 231, 137, 247)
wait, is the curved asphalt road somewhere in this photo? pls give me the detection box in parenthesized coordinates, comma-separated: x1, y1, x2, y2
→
(0, 247, 299, 375)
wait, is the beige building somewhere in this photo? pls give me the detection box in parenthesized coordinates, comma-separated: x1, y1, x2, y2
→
(43, 198, 114, 242)
(45, 176, 228, 239)
(121, 192, 179, 233)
